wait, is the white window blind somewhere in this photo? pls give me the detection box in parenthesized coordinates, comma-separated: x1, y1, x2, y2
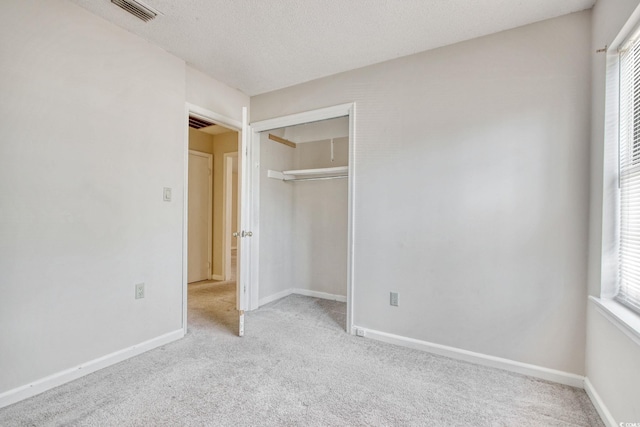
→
(618, 34, 640, 314)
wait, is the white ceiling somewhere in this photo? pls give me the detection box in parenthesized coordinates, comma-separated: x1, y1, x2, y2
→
(70, 0, 595, 96)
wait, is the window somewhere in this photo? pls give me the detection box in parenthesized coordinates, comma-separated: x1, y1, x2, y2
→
(618, 33, 640, 314)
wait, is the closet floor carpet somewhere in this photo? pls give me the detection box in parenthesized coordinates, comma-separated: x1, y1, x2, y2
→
(0, 287, 603, 426)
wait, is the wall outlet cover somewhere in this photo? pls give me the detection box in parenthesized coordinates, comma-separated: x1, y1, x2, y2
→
(390, 292, 399, 306)
(135, 283, 145, 299)
(355, 328, 366, 337)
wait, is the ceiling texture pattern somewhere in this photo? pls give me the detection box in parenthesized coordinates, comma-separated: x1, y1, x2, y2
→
(70, 0, 595, 96)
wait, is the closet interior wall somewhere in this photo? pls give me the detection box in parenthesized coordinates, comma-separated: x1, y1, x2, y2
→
(259, 130, 296, 301)
(292, 139, 348, 297)
(259, 119, 349, 304)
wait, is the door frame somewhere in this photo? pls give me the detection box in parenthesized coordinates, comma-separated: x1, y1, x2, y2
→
(249, 102, 357, 334)
(223, 152, 238, 280)
(183, 103, 243, 335)
(187, 149, 213, 281)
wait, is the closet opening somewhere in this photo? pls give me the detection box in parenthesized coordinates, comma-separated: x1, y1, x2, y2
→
(186, 117, 241, 335)
(258, 116, 351, 331)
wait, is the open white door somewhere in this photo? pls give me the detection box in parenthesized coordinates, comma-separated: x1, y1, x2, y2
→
(236, 106, 251, 336)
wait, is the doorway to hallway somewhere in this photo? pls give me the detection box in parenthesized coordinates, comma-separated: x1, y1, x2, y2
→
(186, 114, 240, 335)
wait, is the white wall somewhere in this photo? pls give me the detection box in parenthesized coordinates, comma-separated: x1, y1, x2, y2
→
(258, 132, 295, 301)
(586, 303, 640, 423)
(0, 0, 249, 400)
(283, 117, 349, 144)
(186, 66, 247, 124)
(294, 137, 348, 169)
(292, 137, 349, 297)
(587, 0, 640, 422)
(252, 11, 592, 375)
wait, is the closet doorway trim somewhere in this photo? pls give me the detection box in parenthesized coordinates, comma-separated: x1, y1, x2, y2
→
(250, 102, 357, 335)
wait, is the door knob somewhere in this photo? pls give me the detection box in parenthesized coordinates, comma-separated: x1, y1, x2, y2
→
(241, 231, 253, 237)
(232, 231, 240, 238)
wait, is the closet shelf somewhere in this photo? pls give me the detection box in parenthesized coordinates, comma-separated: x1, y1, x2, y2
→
(268, 166, 348, 182)
(283, 166, 348, 178)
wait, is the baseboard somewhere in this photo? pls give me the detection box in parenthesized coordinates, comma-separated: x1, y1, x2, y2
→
(0, 329, 184, 409)
(292, 288, 347, 302)
(210, 274, 224, 281)
(354, 326, 585, 388)
(259, 288, 347, 307)
(259, 288, 293, 307)
(584, 377, 617, 427)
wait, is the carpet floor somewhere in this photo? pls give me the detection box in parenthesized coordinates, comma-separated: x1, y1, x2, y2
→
(0, 282, 603, 426)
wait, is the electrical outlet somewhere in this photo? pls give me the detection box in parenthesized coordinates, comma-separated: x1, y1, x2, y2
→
(355, 328, 366, 337)
(135, 283, 145, 299)
(390, 292, 399, 307)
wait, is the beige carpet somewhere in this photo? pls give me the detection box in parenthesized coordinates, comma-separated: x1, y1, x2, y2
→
(188, 279, 239, 336)
(0, 283, 603, 426)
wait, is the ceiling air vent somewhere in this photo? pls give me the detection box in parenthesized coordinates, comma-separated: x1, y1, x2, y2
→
(111, 0, 157, 22)
(189, 116, 215, 130)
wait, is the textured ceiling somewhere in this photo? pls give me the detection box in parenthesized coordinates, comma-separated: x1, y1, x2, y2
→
(70, 0, 595, 96)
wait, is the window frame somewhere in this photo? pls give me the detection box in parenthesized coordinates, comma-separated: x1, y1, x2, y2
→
(595, 13, 640, 335)
(616, 32, 640, 315)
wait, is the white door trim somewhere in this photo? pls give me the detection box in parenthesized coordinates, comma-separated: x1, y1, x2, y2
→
(183, 103, 243, 335)
(249, 102, 357, 335)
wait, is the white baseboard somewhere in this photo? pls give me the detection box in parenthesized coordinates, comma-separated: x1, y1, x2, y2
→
(0, 329, 184, 409)
(210, 274, 224, 281)
(584, 377, 616, 427)
(354, 326, 585, 389)
(258, 288, 347, 307)
(291, 288, 347, 302)
(259, 288, 293, 306)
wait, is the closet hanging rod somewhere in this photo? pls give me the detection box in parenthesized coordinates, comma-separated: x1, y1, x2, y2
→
(283, 166, 348, 177)
(267, 167, 348, 182)
(285, 175, 348, 182)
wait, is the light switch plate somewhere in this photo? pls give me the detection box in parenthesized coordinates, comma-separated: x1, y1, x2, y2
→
(163, 187, 172, 202)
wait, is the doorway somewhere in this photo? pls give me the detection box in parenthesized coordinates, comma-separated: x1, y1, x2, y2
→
(186, 110, 241, 336)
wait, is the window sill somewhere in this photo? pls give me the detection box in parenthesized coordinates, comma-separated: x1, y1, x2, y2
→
(589, 296, 640, 346)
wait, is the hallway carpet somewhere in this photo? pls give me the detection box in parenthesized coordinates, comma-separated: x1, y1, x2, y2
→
(0, 285, 603, 426)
